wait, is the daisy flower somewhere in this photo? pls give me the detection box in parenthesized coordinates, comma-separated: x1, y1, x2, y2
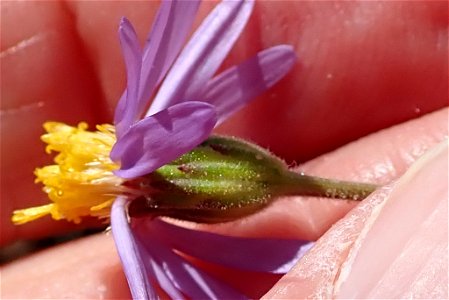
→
(12, 0, 298, 224)
(13, 0, 376, 298)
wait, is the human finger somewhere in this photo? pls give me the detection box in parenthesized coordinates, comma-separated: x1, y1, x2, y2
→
(2, 1, 446, 245)
(68, 1, 448, 160)
(1, 109, 446, 298)
(1, 234, 130, 299)
(264, 141, 448, 299)
(1, 1, 108, 245)
(197, 108, 447, 241)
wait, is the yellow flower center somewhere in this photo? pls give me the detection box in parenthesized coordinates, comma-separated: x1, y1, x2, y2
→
(12, 122, 133, 224)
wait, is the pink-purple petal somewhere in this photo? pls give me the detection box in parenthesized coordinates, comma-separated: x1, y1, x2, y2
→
(111, 102, 217, 179)
(135, 237, 186, 299)
(135, 223, 247, 299)
(111, 197, 156, 299)
(148, 219, 313, 274)
(205, 45, 297, 125)
(114, 18, 143, 137)
(147, 0, 254, 115)
(138, 0, 201, 115)
(115, 1, 201, 137)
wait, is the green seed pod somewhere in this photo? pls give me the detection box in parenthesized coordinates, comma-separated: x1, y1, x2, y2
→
(128, 136, 288, 223)
(128, 135, 376, 223)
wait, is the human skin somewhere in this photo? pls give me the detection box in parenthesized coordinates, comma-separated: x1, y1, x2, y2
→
(1, 0, 447, 298)
(2, 110, 447, 298)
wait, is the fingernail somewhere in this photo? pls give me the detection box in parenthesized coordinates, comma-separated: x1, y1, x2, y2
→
(335, 141, 448, 298)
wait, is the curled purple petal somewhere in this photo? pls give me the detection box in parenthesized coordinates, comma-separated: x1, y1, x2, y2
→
(110, 197, 156, 299)
(206, 45, 297, 125)
(146, 219, 313, 274)
(111, 102, 217, 179)
(147, 0, 254, 115)
(114, 18, 142, 137)
(135, 222, 247, 299)
(115, 1, 200, 135)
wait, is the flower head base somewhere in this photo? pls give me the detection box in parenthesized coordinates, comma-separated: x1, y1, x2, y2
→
(13, 122, 128, 224)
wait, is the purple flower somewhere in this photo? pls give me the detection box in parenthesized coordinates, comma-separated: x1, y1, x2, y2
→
(109, 0, 313, 298)
(109, 0, 297, 179)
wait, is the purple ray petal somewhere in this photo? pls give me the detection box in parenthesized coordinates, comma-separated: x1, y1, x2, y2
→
(110, 197, 156, 299)
(114, 18, 143, 138)
(138, 0, 201, 115)
(111, 102, 217, 179)
(144, 254, 185, 300)
(131, 233, 185, 299)
(147, 0, 254, 115)
(205, 45, 297, 125)
(135, 222, 247, 299)
(146, 219, 314, 274)
(115, 1, 200, 136)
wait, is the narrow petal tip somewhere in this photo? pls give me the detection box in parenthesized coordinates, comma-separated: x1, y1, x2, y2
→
(115, 17, 143, 138)
(119, 16, 130, 28)
(205, 44, 298, 124)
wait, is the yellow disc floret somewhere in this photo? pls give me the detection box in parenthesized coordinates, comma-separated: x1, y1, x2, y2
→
(12, 122, 130, 224)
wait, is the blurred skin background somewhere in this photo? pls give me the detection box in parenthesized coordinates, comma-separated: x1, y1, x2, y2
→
(1, 1, 448, 298)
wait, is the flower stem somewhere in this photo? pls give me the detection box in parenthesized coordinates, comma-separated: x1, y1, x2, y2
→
(276, 171, 377, 201)
(130, 136, 379, 223)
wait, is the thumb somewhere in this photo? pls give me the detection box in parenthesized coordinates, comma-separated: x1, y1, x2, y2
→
(264, 141, 448, 298)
